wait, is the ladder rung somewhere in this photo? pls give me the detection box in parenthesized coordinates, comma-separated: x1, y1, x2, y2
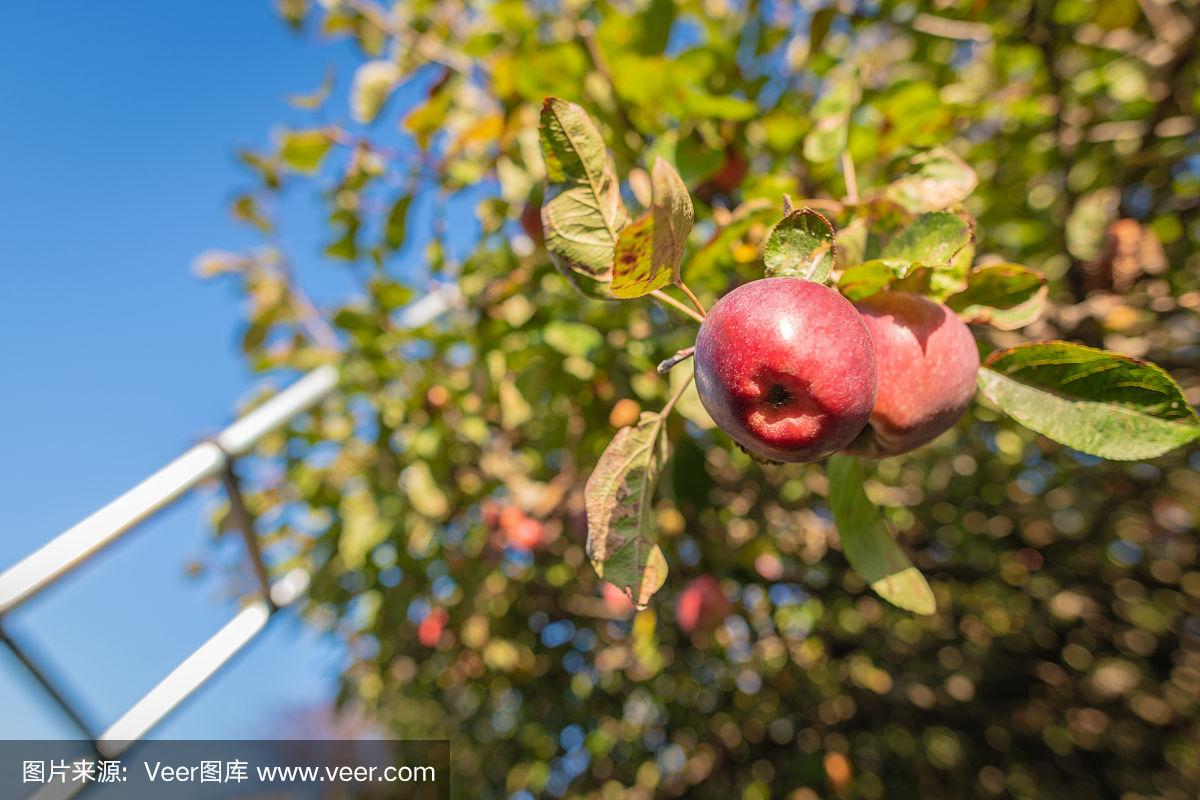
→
(0, 366, 338, 614)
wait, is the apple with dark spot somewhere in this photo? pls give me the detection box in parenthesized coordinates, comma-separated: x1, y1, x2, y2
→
(694, 278, 878, 463)
(844, 291, 980, 457)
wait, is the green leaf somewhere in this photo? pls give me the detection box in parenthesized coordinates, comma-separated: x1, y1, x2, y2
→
(763, 208, 835, 282)
(543, 321, 603, 357)
(232, 194, 273, 233)
(404, 77, 457, 149)
(350, 60, 402, 124)
(280, 129, 334, 174)
(539, 97, 629, 280)
(338, 486, 386, 569)
(835, 216, 868, 268)
(683, 90, 758, 121)
(884, 147, 977, 213)
(837, 259, 914, 301)
(384, 195, 412, 250)
(803, 67, 859, 163)
(810, 7, 836, 54)
(585, 413, 671, 609)
(827, 455, 936, 615)
(325, 208, 360, 261)
(287, 67, 334, 110)
(881, 211, 974, 297)
(404, 462, 449, 518)
(1066, 187, 1120, 262)
(945, 263, 1048, 329)
(978, 342, 1200, 460)
(882, 211, 972, 264)
(688, 199, 776, 279)
(611, 158, 695, 298)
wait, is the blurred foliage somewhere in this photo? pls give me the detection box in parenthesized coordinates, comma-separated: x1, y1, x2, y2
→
(200, 0, 1200, 797)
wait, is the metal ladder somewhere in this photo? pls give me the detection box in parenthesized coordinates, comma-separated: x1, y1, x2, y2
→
(0, 365, 337, 758)
(0, 285, 460, 796)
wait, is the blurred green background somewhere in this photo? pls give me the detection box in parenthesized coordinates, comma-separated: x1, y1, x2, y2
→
(201, 0, 1200, 797)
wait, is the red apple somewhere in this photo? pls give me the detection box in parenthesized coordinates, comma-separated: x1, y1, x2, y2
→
(601, 582, 636, 618)
(494, 505, 545, 551)
(844, 291, 979, 457)
(418, 608, 447, 648)
(506, 516, 545, 550)
(676, 576, 732, 634)
(694, 278, 878, 463)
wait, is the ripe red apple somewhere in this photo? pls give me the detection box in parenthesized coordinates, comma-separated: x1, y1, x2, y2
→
(694, 278, 878, 463)
(844, 291, 980, 457)
(676, 576, 732, 635)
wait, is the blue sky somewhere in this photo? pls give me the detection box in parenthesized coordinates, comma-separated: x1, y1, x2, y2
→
(0, 2, 366, 739)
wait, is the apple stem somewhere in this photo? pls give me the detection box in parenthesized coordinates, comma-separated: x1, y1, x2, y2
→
(649, 289, 705, 324)
(677, 281, 708, 318)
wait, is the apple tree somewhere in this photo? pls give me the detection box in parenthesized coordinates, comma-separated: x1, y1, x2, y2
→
(200, 1, 1200, 797)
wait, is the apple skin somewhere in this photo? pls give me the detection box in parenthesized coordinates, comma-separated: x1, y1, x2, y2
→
(694, 278, 878, 463)
(844, 291, 980, 457)
(418, 608, 448, 648)
(676, 576, 732, 635)
(600, 582, 636, 618)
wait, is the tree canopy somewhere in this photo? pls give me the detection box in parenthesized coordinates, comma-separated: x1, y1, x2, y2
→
(201, 1, 1200, 797)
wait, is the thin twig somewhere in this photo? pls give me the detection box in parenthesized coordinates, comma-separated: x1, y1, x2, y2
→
(279, 259, 342, 350)
(657, 346, 695, 375)
(840, 150, 859, 204)
(660, 372, 695, 419)
(576, 20, 647, 147)
(650, 289, 705, 324)
(344, 0, 475, 76)
(288, 285, 343, 351)
(791, 197, 845, 213)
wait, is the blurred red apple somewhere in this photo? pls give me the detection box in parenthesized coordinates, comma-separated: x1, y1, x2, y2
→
(418, 608, 447, 648)
(676, 576, 732, 634)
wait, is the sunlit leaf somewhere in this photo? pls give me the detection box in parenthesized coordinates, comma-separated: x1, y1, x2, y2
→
(827, 455, 936, 615)
(585, 412, 671, 608)
(763, 208, 835, 282)
(881, 211, 974, 297)
(384, 195, 411, 250)
(945, 263, 1048, 329)
(232, 194, 273, 233)
(288, 67, 334, 110)
(338, 485, 385, 569)
(837, 258, 914, 300)
(543, 320, 603, 357)
(884, 147, 977, 213)
(405, 76, 457, 149)
(978, 342, 1200, 460)
(803, 67, 859, 163)
(404, 461, 449, 518)
(539, 97, 629, 280)
(611, 158, 694, 298)
(350, 60, 402, 124)
(280, 128, 334, 173)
